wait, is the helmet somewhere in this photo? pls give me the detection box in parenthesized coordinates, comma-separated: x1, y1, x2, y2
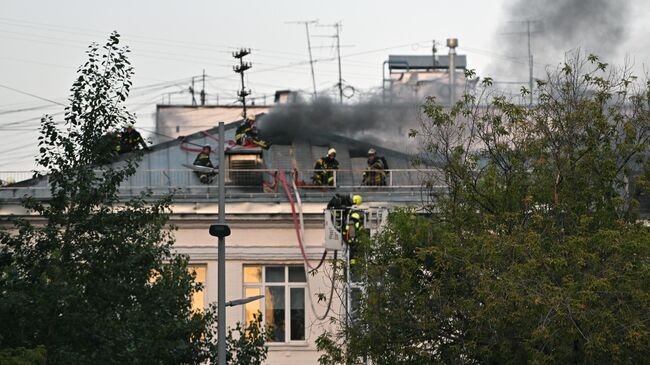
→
(352, 195, 362, 205)
(368, 148, 376, 155)
(350, 212, 361, 220)
(203, 144, 211, 150)
(247, 114, 257, 122)
(327, 148, 337, 156)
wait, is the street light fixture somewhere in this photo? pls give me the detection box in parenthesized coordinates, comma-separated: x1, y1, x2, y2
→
(226, 295, 265, 307)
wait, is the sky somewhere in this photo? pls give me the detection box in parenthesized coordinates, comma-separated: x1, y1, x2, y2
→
(1, 0, 649, 171)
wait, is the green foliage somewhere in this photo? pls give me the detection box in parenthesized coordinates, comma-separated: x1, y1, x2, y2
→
(0, 33, 266, 365)
(320, 53, 650, 364)
(0, 346, 46, 365)
(223, 313, 268, 365)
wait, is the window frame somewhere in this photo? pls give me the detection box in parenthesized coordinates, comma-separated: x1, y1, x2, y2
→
(187, 263, 208, 312)
(242, 264, 308, 345)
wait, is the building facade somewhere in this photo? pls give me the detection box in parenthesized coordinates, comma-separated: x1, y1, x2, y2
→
(0, 117, 427, 364)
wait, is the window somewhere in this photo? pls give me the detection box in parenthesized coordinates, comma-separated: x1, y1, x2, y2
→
(188, 265, 206, 312)
(243, 265, 307, 343)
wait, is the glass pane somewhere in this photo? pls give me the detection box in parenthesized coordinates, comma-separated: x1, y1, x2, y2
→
(265, 286, 285, 342)
(288, 266, 306, 282)
(244, 287, 261, 326)
(265, 266, 285, 283)
(290, 288, 305, 341)
(243, 266, 262, 283)
(188, 265, 206, 312)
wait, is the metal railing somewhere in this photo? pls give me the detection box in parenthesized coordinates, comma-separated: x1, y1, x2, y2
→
(0, 168, 441, 198)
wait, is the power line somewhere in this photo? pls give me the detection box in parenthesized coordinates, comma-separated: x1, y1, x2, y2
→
(0, 83, 66, 106)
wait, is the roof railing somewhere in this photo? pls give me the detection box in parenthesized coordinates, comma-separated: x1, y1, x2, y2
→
(0, 169, 444, 199)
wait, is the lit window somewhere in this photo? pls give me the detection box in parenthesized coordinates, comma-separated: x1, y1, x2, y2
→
(188, 265, 206, 312)
(243, 265, 307, 343)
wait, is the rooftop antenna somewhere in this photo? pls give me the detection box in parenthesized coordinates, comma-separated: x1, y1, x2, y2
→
(286, 20, 319, 100)
(189, 76, 197, 106)
(431, 40, 438, 70)
(317, 21, 343, 104)
(502, 20, 540, 105)
(200, 69, 206, 106)
(233, 48, 252, 118)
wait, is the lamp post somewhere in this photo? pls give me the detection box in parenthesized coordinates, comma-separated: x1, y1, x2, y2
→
(213, 121, 228, 365)
(210, 122, 265, 364)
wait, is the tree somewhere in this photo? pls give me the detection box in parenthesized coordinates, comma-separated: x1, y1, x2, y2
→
(319, 53, 650, 364)
(0, 32, 266, 365)
(0, 346, 46, 365)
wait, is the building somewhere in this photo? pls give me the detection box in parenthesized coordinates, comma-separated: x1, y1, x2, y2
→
(0, 114, 427, 364)
(383, 47, 474, 104)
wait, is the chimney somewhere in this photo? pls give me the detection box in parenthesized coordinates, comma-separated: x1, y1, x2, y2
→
(447, 38, 458, 105)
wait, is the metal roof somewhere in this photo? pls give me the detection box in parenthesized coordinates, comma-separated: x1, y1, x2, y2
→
(388, 55, 467, 70)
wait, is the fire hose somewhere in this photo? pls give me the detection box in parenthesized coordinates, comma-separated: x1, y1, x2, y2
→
(278, 170, 336, 320)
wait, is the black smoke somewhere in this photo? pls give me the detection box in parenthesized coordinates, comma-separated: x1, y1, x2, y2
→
(257, 97, 420, 154)
(491, 0, 631, 80)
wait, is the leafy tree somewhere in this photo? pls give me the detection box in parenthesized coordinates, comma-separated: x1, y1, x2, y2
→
(0, 32, 266, 365)
(319, 53, 650, 364)
(0, 346, 46, 365)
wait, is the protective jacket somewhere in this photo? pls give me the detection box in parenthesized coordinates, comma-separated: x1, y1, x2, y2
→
(193, 152, 213, 168)
(327, 194, 354, 230)
(362, 156, 387, 186)
(193, 151, 216, 184)
(312, 156, 339, 186)
(344, 211, 366, 268)
(235, 121, 255, 144)
(119, 128, 148, 154)
(235, 121, 269, 149)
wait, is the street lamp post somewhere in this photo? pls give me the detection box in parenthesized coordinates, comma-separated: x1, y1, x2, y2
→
(214, 122, 228, 365)
(210, 122, 264, 365)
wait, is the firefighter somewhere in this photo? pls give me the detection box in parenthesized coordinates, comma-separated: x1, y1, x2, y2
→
(362, 148, 387, 186)
(327, 194, 362, 231)
(344, 210, 366, 268)
(119, 124, 149, 154)
(193, 145, 216, 184)
(235, 114, 269, 149)
(312, 148, 339, 186)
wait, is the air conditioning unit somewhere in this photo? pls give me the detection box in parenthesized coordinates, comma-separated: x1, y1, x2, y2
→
(228, 154, 263, 186)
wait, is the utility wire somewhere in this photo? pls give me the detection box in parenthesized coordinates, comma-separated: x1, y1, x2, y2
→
(0, 83, 66, 106)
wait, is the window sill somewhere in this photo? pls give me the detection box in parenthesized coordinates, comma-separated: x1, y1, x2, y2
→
(266, 342, 311, 350)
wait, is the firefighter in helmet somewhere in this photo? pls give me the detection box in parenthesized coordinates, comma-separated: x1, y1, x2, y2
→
(362, 148, 387, 186)
(235, 114, 269, 149)
(121, 124, 148, 153)
(193, 144, 216, 184)
(119, 124, 149, 154)
(327, 193, 362, 231)
(313, 148, 339, 186)
(344, 210, 366, 268)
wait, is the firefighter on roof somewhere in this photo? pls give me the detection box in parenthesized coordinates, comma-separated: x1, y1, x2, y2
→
(312, 148, 339, 186)
(235, 114, 269, 149)
(362, 148, 387, 186)
(193, 145, 216, 184)
(119, 124, 149, 154)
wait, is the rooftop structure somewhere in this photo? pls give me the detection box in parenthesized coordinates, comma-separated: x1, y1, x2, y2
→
(0, 112, 436, 364)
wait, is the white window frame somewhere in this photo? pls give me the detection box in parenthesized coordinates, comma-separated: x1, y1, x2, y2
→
(242, 264, 307, 345)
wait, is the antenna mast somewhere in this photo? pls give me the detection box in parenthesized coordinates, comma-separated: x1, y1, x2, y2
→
(233, 49, 252, 118)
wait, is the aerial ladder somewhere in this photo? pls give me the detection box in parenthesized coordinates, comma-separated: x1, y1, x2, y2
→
(324, 205, 389, 327)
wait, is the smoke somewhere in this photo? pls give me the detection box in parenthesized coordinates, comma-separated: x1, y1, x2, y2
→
(257, 97, 420, 155)
(491, 0, 631, 80)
